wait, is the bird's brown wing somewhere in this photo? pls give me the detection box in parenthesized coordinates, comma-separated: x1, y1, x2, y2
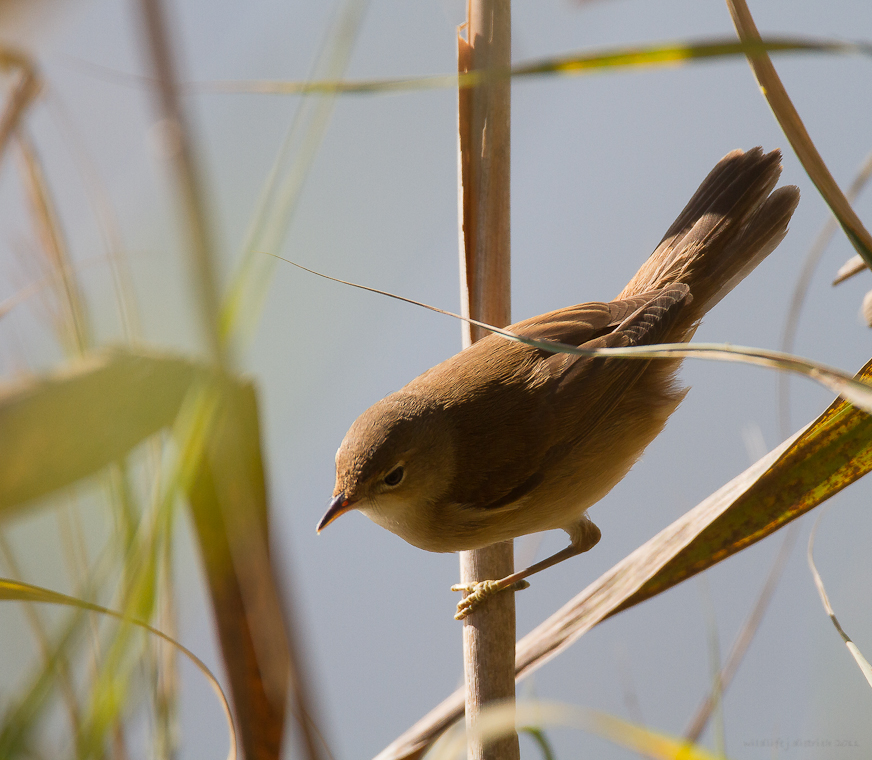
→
(537, 284, 691, 449)
(444, 286, 690, 511)
(507, 291, 664, 346)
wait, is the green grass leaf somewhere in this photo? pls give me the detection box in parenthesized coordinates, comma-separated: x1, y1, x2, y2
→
(0, 349, 206, 515)
(206, 37, 869, 96)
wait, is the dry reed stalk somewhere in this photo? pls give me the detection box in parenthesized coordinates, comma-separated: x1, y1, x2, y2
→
(457, 1, 518, 759)
(726, 0, 872, 264)
(137, 0, 225, 369)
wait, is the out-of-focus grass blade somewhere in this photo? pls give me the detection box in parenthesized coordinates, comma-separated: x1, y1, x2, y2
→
(0, 349, 325, 758)
(830, 150, 872, 285)
(138, 0, 226, 367)
(0, 577, 236, 760)
(205, 37, 867, 96)
(216, 8, 371, 746)
(808, 513, 872, 689)
(0, 602, 87, 757)
(530, 356, 872, 659)
(187, 377, 311, 760)
(0, 348, 205, 514)
(684, 525, 799, 743)
(74, 381, 219, 759)
(780, 149, 872, 434)
(220, 0, 370, 349)
(726, 0, 872, 269)
(18, 130, 92, 356)
(375, 359, 872, 760)
(0, 49, 39, 165)
(520, 727, 556, 760)
(431, 701, 724, 760)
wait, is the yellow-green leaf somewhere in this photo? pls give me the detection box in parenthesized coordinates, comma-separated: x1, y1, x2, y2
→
(207, 37, 868, 96)
(0, 348, 205, 515)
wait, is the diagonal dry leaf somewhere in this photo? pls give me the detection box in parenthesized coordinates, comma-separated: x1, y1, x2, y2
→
(0, 348, 203, 514)
(726, 0, 872, 267)
(375, 358, 872, 760)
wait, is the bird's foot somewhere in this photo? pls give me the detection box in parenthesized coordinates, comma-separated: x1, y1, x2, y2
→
(450, 579, 531, 620)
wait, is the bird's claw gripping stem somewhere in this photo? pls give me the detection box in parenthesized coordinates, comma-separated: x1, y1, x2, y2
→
(451, 579, 531, 620)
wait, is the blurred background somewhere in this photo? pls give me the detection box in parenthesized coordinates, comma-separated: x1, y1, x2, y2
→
(0, 0, 871, 757)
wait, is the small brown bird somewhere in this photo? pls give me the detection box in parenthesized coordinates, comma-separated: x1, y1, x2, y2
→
(319, 148, 799, 618)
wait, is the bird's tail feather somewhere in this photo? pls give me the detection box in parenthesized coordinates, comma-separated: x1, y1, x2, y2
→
(619, 147, 800, 320)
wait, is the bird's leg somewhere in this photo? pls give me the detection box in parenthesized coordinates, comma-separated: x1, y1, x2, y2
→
(451, 516, 601, 620)
(451, 544, 582, 619)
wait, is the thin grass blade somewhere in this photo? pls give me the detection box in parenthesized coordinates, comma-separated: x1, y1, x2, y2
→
(808, 512, 872, 689)
(0, 577, 236, 760)
(220, 0, 370, 348)
(726, 0, 872, 268)
(205, 37, 868, 96)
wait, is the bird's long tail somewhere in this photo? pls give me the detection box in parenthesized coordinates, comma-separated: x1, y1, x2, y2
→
(619, 147, 800, 325)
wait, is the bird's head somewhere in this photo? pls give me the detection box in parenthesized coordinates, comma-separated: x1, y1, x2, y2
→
(318, 393, 456, 550)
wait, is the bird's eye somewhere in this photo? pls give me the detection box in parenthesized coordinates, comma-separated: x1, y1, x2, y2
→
(384, 466, 405, 487)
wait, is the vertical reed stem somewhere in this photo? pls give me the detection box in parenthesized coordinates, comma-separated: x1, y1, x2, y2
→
(457, 1, 518, 758)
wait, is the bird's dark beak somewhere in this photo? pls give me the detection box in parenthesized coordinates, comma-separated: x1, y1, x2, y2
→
(317, 493, 356, 533)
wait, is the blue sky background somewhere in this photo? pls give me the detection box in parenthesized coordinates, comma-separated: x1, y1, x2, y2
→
(1, 0, 871, 758)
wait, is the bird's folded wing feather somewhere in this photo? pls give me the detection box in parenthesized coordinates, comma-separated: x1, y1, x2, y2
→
(533, 284, 691, 449)
(449, 286, 691, 511)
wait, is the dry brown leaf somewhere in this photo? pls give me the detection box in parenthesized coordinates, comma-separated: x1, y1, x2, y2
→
(187, 377, 291, 760)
